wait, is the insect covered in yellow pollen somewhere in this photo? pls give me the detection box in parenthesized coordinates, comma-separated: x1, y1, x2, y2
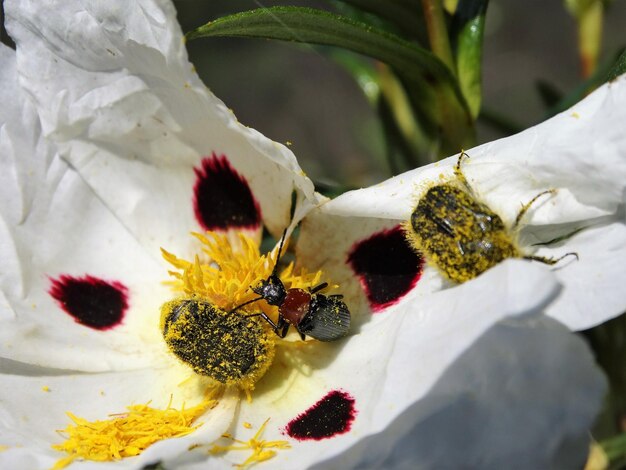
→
(160, 231, 328, 392)
(161, 298, 275, 391)
(405, 151, 578, 283)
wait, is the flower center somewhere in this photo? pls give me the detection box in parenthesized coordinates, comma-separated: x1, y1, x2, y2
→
(160, 231, 329, 390)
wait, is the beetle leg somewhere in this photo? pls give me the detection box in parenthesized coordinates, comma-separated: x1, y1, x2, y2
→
(513, 189, 556, 229)
(299, 331, 306, 341)
(309, 282, 328, 294)
(269, 314, 290, 338)
(524, 252, 579, 265)
(246, 312, 281, 335)
(279, 322, 291, 338)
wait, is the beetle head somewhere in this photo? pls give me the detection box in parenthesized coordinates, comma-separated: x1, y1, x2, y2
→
(252, 273, 287, 306)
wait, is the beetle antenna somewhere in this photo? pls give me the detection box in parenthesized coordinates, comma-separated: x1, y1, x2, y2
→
(270, 229, 288, 276)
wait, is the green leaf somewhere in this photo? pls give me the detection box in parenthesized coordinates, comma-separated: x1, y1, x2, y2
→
(188, 6, 474, 158)
(451, 0, 489, 118)
(584, 312, 626, 441)
(187, 7, 444, 87)
(607, 48, 626, 81)
(601, 432, 626, 461)
(332, 0, 428, 45)
(545, 47, 624, 118)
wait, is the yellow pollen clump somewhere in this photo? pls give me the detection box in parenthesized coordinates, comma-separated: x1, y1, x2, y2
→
(210, 419, 290, 469)
(51, 392, 219, 469)
(162, 231, 325, 314)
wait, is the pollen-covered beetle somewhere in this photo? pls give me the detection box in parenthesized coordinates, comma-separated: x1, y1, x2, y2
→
(232, 231, 351, 342)
(405, 151, 578, 283)
(160, 297, 274, 388)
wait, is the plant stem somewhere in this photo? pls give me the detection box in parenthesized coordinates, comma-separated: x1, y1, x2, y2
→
(421, 0, 456, 73)
(578, 0, 603, 78)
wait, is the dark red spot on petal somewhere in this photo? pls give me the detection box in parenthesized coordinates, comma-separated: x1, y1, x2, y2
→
(193, 153, 261, 231)
(48, 275, 129, 330)
(347, 225, 423, 312)
(284, 390, 356, 441)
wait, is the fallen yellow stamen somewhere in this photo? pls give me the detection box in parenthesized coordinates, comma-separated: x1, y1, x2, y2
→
(210, 419, 290, 469)
(52, 392, 219, 469)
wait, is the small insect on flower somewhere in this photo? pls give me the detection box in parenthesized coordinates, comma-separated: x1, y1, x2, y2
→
(405, 151, 578, 283)
(232, 231, 351, 342)
(161, 298, 274, 390)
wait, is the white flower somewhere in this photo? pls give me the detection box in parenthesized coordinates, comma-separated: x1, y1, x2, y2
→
(0, 1, 609, 469)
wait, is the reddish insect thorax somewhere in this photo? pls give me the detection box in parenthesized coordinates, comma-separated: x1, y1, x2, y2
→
(279, 289, 311, 325)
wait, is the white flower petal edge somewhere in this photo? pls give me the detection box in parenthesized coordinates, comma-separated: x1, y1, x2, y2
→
(312, 75, 626, 330)
(6, 0, 321, 260)
(175, 261, 605, 469)
(0, 366, 238, 470)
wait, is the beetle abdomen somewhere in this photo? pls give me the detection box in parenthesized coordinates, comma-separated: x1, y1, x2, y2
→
(299, 295, 351, 341)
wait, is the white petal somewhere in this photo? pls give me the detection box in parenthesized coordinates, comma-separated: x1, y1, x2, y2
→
(6, 0, 320, 259)
(313, 316, 604, 469)
(210, 261, 604, 469)
(314, 76, 626, 330)
(0, 366, 238, 469)
(0, 45, 172, 371)
(543, 222, 626, 330)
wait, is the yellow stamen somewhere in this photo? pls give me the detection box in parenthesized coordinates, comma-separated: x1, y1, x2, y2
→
(209, 419, 290, 469)
(162, 232, 328, 313)
(51, 391, 220, 469)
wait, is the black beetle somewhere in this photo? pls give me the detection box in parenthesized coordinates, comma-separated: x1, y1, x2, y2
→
(232, 230, 351, 341)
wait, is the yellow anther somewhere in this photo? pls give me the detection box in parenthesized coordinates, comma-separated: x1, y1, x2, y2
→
(51, 390, 220, 468)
